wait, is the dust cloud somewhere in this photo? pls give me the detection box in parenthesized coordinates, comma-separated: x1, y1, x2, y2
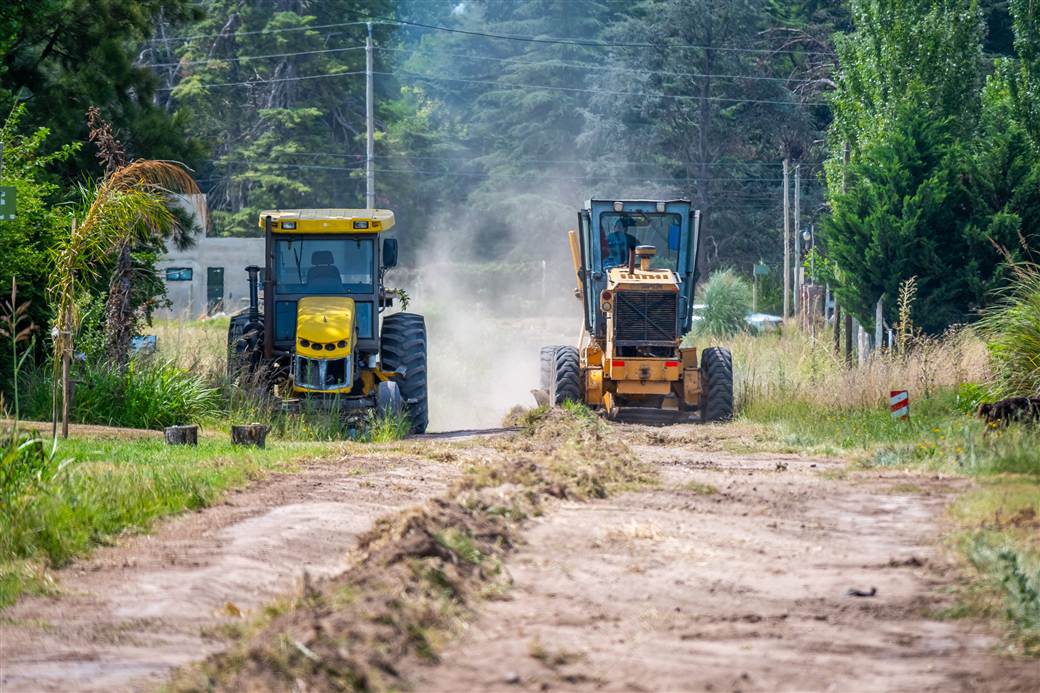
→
(391, 200, 578, 431)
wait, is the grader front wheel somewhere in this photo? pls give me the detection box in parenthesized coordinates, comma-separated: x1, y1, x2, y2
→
(550, 346, 582, 406)
(700, 346, 734, 423)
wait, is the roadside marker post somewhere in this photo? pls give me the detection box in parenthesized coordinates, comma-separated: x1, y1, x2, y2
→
(890, 390, 909, 420)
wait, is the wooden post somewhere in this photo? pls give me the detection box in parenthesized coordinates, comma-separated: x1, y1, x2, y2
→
(844, 310, 854, 366)
(833, 302, 842, 356)
(874, 297, 884, 354)
(165, 425, 198, 445)
(782, 157, 791, 320)
(61, 347, 70, 439)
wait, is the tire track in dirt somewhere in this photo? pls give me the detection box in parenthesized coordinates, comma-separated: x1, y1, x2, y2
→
(0, 452, 459, 693)
(407, 434, 1039, 692)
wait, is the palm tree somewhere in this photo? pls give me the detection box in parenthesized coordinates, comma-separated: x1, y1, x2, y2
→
(50, 159, 206, 437)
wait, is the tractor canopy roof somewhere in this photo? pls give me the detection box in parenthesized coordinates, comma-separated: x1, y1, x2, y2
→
(258, 208, 395, 234)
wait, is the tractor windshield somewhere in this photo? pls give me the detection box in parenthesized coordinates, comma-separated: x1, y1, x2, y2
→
(600, 212, 683, 271)
(274, 237, 374, 294)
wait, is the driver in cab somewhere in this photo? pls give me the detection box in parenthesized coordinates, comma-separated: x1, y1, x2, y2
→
(604, 218, 639, 269)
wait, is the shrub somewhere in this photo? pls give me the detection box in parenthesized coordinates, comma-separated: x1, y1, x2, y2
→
(979, 263, 1040, 397)
(21, 358, 221, 429)
(696, 269, 752, 339)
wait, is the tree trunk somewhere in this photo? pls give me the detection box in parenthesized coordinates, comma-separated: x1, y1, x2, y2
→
(231, 423, 270, 448)
(164, 425, 198, 445)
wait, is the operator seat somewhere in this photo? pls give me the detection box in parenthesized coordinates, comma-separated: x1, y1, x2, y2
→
(307, 250, 340, 286)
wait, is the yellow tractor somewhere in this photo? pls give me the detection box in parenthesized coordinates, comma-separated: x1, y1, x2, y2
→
(227, 209, 428, 433)
(536, 199, 733, 424)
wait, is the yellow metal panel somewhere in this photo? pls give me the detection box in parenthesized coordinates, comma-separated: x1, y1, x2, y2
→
(585, 367, 603, 406)
(616, 380, 672, 395)
(607, 358, 681, 382)
(259, 208, 395, 234)
(296, 296, 355, 357)
(683, 368, 702, 405)
(584, 343, 603, 367)
(680, 347, 698, 369)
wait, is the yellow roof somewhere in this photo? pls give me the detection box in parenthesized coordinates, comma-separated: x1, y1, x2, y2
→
(258, 208, 395, 233)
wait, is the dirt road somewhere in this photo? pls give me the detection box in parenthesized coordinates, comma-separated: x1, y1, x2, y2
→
(0, 451, 459, 692)
(408, 430, 1038, 692)
(2, 425, 1036, 692)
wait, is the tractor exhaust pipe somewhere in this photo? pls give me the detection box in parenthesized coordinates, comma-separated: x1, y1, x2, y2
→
(636, 245, 656, 272)
(245, 265, 261, 321)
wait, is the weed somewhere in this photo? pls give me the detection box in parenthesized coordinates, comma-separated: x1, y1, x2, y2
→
(681, 481, 718, 495)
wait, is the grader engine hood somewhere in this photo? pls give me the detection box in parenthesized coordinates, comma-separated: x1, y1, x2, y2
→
(293, 296, 356, 393)
(604, 267, 682, 347)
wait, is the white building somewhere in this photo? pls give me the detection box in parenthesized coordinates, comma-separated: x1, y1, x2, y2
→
(157, 235, 264, 319)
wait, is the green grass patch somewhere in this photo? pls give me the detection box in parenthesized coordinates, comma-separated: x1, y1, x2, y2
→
(0, 436, 344, 609)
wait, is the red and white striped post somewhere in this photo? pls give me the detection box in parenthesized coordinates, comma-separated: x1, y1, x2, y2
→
(890, 390, 909, 420)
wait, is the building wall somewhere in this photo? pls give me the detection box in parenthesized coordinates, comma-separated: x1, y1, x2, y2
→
(157, 236, 264, 319)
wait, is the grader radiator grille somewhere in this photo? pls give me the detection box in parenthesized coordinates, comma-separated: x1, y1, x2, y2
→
(615, 291, 678, 345)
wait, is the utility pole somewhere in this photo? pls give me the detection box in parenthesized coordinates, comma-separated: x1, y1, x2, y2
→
(365, 21, 375, 209)
(782, 157, 790, 320)
(793, 163, 801, 318)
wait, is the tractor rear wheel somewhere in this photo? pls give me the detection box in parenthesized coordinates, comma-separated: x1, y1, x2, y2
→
(550, 346, 582, 406)
(380, 312, 429, 434)
(700, 346, 734, 423)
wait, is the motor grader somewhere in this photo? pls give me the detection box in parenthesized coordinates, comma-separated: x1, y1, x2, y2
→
(227, 209, 428, 433)
(536, 199, 733, 424)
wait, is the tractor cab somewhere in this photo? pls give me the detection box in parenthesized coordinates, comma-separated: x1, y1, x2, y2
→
(576, 200, 700, 339)
(227, 208, 429, 433)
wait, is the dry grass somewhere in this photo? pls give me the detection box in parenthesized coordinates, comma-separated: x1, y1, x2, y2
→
(696, 327, 989, 412)
(169, 408, 654, 692)
(151, 317, 228, 375)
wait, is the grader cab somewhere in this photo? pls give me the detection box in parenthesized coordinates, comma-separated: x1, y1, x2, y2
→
(227, 209, 428, 433)
(537, 199, 733, 424)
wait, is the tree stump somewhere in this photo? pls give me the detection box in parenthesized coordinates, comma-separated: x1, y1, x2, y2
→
(164, 425, 198, 446)
(231, 423, 271, 448)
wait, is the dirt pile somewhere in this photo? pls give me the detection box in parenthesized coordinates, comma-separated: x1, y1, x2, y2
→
(171, 409, 654, 691)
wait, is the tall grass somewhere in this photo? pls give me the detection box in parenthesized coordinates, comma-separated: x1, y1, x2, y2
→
(979, 262, 1040, 397)
(21, 358, 221, 429)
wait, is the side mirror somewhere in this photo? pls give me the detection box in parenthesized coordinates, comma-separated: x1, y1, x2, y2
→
(382, 238, 398, 269)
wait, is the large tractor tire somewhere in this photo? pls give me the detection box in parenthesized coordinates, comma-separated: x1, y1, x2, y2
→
(539, 345, 562, 392)
(227, 311, 264, 381)
(700, 346, 734, 423)
(380, 312, 429, 434)
(550, 345, 582, 406)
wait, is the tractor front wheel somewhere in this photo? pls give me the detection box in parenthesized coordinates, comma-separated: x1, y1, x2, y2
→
(700, 346, 734, 423)
(550, 345, 582, 406)
(380, 312, 429, 434)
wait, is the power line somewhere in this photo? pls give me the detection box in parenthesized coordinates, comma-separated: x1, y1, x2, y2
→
(144, 20, 373, 44)
(155, 70, 365, 90)
(143, 15, 829, 58)
(156, 66, 823, 106)
(276, 151, 790, 168)
(378, 46, 818, 85)
(139, 42, 821, 86)
(210, 160, 786, 184)
(380, 17, 831, 56)
(141, 45, 365, 69)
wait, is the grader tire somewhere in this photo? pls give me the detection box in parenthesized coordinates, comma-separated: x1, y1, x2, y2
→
(550, 346, 582, 406)
(380, 312, 429, 434)
(540, 345, 562, 392)
(700, 346, 734, 423)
